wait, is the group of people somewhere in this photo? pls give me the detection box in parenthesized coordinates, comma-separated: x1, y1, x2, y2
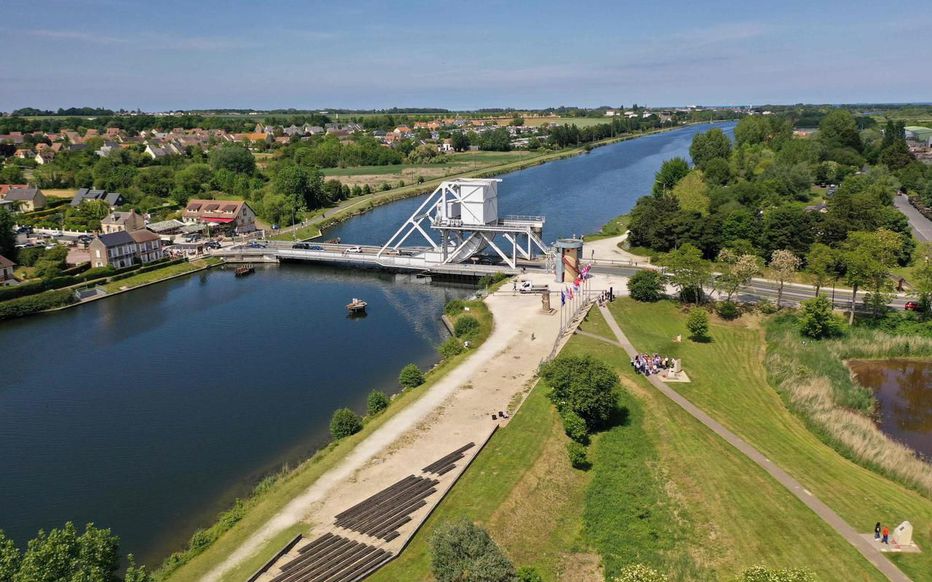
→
(874, 522, 891, 544)
(632, 353, 673, 376)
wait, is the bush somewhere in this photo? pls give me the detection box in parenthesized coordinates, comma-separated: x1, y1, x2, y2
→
(715, 300, 740, 320)
(740, 565, 815, 582)
(560, 409, 589, 444)
(478, 272, 509, 289)
(566, 441, 590, 470)
(627, 270, 664, 302)
(686, 308, 710, 342)
(399, 363, 425, 388)
(756, 298, 778, 314)
(0, 289, 75, 320)
(798, 295, 844, 339)
(612, 564, 668, 582)
(541, 355, 618, 429)
(517, 566, 543, 582)
(366, 390, 389, 416)
(329, 408, 362, 440)
(430, 519, 516, 582)
(438, 337, 465, 359)
(444, 299, 465, 316)
(453, 315, 480, 337)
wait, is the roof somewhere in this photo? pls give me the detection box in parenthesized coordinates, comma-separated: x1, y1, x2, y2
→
(0, 184, 28, 197)
(101, 211, 139, 225)
(129, 229, 161, 243)
(96, 231, 136, 247)
(146, 219, 185, 233)
(72, 188, 123, 207)
(183, 199, 252, 221)
(0, 255, 15, 268)
(5, 187, 41, 201)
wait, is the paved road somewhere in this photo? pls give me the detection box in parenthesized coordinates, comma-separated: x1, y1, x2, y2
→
(894, 194, 932, 242)
(596, 304, 911, 582)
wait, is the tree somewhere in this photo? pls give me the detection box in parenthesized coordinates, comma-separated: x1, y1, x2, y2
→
(652, 157, 689, 195)
(209, 144, 255, 174)
(841, 229, 902, 323)
(453, 315, 480, 337)
(540, 355, 618, 429)
(914, 243, 932, 314)
(671, 170, 709, 215)
(769, 249, 801, 309)
(686, 308, 710, 342)
(689, 128, 731, 170)
(627, 270, 665, 302)
(366, 390, 389, 416)
(566, 441, 589, 469)
(659, 243, 711, 303)
(0, 208, 17, 261)
(818, 110, 862, 153)
(14, 522, 120, 582)
(399, 363, 425, 388)
(703, 156, 732, 186)
(0, 530, 21, 582)
(273, 164, 326, 210)
(451, 132, 470, 152)
(805, 243, 836, 296)
(34, 245, 69, 279)
(124, 555, 154, 582)
(798, 295, 844, 339)
(430, 519, 516, 582)
(173, 163, 213, 203)
(715, 249, 761, 301)
(329, 408, 362, 440)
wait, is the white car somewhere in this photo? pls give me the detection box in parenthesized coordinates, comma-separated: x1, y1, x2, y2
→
(344, 246, 362, 254)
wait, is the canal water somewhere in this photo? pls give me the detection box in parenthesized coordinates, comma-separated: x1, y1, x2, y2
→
(848, 359, 932, 459)
(0, 121, 733, 567)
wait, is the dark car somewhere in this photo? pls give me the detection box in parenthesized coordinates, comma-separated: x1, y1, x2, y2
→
(204, 241, 222, 249)
(904, 301, 921, 311)
(292, 242, 310, 249)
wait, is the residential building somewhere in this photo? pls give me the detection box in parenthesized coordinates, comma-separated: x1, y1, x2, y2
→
(88, 231, 137, 269)
(129, 229, 163, 263)
(70, 188, 125, 208)
(182, 199, 257, 233)
(101, 210, 145, 233)
(34, 151, 55, 165)
(0, 184, 28, 198)
(3, 187, 47, 211)
(0, 255, 17, 286)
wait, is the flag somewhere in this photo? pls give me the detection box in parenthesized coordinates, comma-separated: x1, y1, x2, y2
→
(560, 290, 565, 305)
(567, 287, 574, 300)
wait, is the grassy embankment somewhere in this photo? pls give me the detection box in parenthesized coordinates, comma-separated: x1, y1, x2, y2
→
(608, 299, 932, 580)
(159, 300, 493, 582)
(582, 213, 630, 242)
(102, 257, 221, 293)
(272, 126, 685, 242)
(371, 304, 885, 581)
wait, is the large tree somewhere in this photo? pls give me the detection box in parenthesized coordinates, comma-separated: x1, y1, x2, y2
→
(689, 128, 731, 170)
(818, 109, 862, 153)
(209, 144, 256, 174)
(652, 157, 690, 195)
(715, 248, 762, 301)
(769, 249, 801, 309)
(660, 243, 712, 303)
(841, 229, 902, 323)
(272, 164, 325, 210)
(430, 519, 515, 582)
(0, 208, 17, 261)
(540, 355, 618, 430)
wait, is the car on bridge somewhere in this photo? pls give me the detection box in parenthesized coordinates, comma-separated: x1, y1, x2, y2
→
(344, 245, 362, 254)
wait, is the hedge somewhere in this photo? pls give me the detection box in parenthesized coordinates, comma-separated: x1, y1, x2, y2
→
(0, 289, 76, 320)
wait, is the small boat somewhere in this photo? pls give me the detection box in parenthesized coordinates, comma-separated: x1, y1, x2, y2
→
(346, 298, 367, 313)
(235, 265, 255, 277)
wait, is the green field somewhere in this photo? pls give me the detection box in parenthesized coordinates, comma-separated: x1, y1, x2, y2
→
(103, 258, 219, 293)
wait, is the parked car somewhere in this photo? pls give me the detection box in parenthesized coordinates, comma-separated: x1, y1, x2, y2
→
(904, 301, 921, 311)
(292, 242, 310, 249)
(308, 245, 324, 251)
(205, 241, 221, 250)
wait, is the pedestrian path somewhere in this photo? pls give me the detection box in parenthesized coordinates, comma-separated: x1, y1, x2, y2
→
(596, 304, 912, 582)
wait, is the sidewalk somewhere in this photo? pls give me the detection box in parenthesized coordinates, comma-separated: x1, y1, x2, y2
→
(596, 303, 911, 582)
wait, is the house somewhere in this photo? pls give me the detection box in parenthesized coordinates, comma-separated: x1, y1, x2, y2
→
(129, 229, 163, 263)
(34, 151, 55, 165)
(146, 218, 186, 239)
(88, 231, 137, 269)
(182, 199, 256, 233)
(3, 187, 47, 212)
(144, 144, 170, 159)
(14, 148, 33, 159)
(0, 184, 28, 198)
(70, 188, 125, 208)
(101, 210, 145, 234)
(0, 254, 17, 286)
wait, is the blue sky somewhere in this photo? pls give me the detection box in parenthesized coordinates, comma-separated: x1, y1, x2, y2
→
(2, 0, 930, 111)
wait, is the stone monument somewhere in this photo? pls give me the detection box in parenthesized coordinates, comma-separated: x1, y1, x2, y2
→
(541, 290, 551, 312)
(892, 521, 913, 546)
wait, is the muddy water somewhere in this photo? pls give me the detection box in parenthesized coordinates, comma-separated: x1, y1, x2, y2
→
(848, 359, 932, 458)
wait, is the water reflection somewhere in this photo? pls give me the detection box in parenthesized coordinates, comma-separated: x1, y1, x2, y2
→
(849, 359, 932, 458)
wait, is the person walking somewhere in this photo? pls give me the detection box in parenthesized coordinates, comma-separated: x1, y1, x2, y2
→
(882, 525, 890, 544)
(874, 522, 882, 540)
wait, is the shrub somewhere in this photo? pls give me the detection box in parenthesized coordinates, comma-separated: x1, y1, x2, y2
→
(541, 355, 618, 429)
(627, 270, 664, 302)
(399, 363, 425, 388)
(329, 408, 362, 440)
(444, 299, 465, 316)
(566, 441, 590, 470)
(756, 298, 778, 314)
(366, 390, 389, 416)
(560, 409, 589, 444)
(438, 337, 465, 359)
(686, 308, 710, 342)
(453, 315, 480, 337)
(612, 564, 668, 582)
(740, 565, 815, 582)
(430, 519, 516, 582)
(517, 566, 544, 582)
(798, 295, 844, 339)
(478, 272, 509, 289)
(0, 289, 75, 320)
(715, 300, 740, 320)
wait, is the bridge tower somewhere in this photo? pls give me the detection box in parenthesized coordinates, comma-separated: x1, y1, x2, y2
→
(378, 178, 548, 269)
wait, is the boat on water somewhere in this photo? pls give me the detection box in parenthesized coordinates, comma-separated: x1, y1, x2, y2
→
(235, 265, 255, 277)
(346, 298, 367, 313)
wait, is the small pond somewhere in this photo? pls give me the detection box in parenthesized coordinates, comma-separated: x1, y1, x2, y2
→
(848, 359, 932, 459)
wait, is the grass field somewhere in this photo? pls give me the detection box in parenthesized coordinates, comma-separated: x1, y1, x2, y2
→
(103, 258, 219, 293)
(160, 301, 494, 582)
(607, 299, 932, 580)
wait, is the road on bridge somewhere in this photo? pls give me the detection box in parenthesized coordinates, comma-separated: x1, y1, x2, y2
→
(894, 193, 932, 242)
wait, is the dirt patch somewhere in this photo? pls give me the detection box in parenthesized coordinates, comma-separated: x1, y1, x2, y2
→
(559, 553, 603, 582)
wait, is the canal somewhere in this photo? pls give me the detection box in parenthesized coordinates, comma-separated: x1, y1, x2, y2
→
(0, 121, 734, 567)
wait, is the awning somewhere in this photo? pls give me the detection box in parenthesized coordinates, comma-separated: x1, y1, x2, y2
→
(201, 217, 235, 224)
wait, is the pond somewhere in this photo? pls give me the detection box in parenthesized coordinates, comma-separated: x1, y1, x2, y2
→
(848, 359, 932, 459)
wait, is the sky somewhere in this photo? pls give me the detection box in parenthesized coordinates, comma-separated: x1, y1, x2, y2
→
(1, 0, 930, 112)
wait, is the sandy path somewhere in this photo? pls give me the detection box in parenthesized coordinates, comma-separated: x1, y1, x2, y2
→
(204, 272, 566, 582)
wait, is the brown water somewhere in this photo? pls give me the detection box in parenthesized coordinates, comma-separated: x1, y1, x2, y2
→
(848, 359, 932, 459)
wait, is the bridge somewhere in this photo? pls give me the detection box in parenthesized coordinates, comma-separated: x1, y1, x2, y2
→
(213, 178, 553, 278)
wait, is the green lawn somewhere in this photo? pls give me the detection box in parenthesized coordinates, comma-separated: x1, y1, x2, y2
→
(607, 299, 932, 581)
(103, 258, 220, 293)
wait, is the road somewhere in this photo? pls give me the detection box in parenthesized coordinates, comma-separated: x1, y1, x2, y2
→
(597, 304, 911, 582)
(893, 194, 932, 242)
